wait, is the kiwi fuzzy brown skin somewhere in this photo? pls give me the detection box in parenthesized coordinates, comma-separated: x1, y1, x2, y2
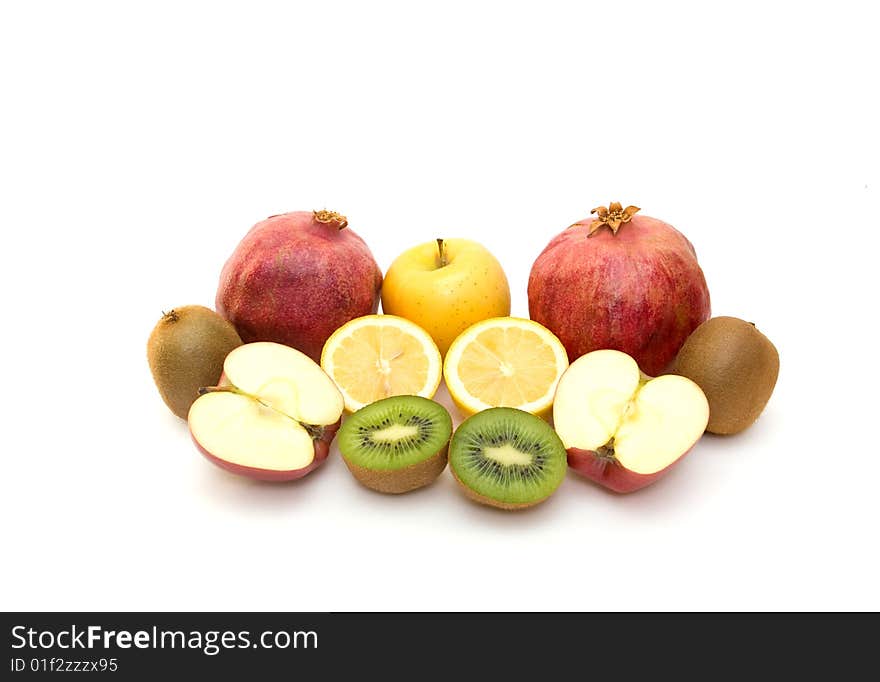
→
(344, 444, 448, 494)
(147, 306, 242, 419)
(450, 467, 547, 510)
(673, 316, 779, 435)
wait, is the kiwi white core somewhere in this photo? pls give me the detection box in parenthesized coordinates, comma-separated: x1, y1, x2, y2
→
(553, 350, 709, 475)
(370, 424, 420, 442)
(485, 444, 533, 466)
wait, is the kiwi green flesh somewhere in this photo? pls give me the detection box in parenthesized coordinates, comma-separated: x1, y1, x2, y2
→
(147, 306, 243, 419)
(450, 467, 546, 510)
(449, 407, 567, 507)
(337, 396, 453, 471)
(674, 316, 779, 435)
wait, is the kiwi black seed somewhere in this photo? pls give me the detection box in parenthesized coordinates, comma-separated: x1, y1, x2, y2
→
(147, 306, 242, 419)
(673, 316, 779, 435)
(449, 407, 567, 510)
(337, 395, 453, 494)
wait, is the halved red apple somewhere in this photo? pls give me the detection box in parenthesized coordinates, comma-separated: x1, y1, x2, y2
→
(188, 342, 344, 481)
(553, 349, 709, 493)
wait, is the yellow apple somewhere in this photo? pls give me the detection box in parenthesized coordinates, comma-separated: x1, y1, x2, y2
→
(381, 239, 511, 355)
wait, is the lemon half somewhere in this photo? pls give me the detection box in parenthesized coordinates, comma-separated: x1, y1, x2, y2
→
(321, 315, 443, 413)
(443, 317, 569, 418)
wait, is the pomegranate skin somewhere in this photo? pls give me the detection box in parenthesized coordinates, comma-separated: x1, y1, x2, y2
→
(528, 213, 710, 375)
(217, 211, 382, 362)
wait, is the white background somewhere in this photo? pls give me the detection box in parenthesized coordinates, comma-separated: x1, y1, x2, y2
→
(1, 1, 877, 611)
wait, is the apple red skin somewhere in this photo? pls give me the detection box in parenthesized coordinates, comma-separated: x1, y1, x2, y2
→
(528, 214, 710, 376)
(217, 212, 382, 362)
(566, 446, 692, 493)
(191, 418, 341, 482)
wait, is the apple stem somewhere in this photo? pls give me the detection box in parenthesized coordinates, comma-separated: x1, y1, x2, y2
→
(436, 238, 448, 268)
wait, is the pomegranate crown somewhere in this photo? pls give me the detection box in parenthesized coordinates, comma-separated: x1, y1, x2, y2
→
(588, 202, 640, 236)
(313, 209, 348, 230)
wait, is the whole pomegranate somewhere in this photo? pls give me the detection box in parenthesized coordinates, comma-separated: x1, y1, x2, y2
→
(528, 203, 710, 375)
(217, 210, 382, 362)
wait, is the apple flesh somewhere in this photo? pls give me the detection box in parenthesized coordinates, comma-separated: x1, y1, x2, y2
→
(217, 210, 382, 362)
(528, 204, 710, 375)
(188, 342, 344, 481)
(553, 349, 709, 493)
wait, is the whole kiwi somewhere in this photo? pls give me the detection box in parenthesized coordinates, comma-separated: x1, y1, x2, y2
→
(147, 305, 242, 419)
(673, 316, 779, 435)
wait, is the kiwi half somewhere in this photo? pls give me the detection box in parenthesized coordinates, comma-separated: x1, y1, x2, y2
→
(449, 407, 567, 510)
(673, 316, 779, 435)
(337, 395, 453, 494)
(147, 306, 242, 419)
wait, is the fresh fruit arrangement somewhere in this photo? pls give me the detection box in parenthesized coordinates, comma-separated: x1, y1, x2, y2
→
(148, 202, 779, 508)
